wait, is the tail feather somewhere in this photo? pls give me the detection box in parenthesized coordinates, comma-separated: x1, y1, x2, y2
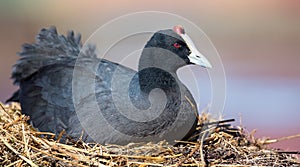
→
(11, 26, 97, 85)
(6, 90, 20, 103)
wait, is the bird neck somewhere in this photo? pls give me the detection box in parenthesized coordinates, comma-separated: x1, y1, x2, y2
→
(138, 47, 183, 92)
(128, 48, 182, 110)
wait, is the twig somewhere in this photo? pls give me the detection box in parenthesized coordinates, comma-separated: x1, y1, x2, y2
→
(260, 134, 300, 145)
(1, 138, 38, 167)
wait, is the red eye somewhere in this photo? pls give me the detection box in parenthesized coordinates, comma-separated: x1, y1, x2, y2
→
(173, 42, 181, 49)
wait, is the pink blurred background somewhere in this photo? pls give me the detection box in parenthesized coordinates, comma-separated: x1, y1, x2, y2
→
(0, 1, 299, 150)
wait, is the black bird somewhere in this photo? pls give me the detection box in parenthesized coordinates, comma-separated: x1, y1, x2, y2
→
(7, 25, 212, 145)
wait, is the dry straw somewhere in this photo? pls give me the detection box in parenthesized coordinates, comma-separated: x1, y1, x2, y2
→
(0, 102, 299, 166)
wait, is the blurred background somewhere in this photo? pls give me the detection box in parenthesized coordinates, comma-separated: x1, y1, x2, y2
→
(0, 1, 299, 150)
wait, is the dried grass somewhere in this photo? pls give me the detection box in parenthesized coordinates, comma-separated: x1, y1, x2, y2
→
(0, 102, 299, 167)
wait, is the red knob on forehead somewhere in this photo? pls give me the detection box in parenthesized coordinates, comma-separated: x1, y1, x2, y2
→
(173, 25, 185, 35)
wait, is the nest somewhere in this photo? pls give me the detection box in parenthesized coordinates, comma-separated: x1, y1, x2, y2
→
(0, 102, 299, 167)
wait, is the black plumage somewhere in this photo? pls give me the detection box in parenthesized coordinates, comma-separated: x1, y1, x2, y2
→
(8, 26, 211, 145)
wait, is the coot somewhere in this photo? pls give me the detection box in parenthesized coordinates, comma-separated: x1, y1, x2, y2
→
(8, 25, 212, 145)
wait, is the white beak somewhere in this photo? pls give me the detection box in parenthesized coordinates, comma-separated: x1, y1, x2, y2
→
(180, 33, 212, 68)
